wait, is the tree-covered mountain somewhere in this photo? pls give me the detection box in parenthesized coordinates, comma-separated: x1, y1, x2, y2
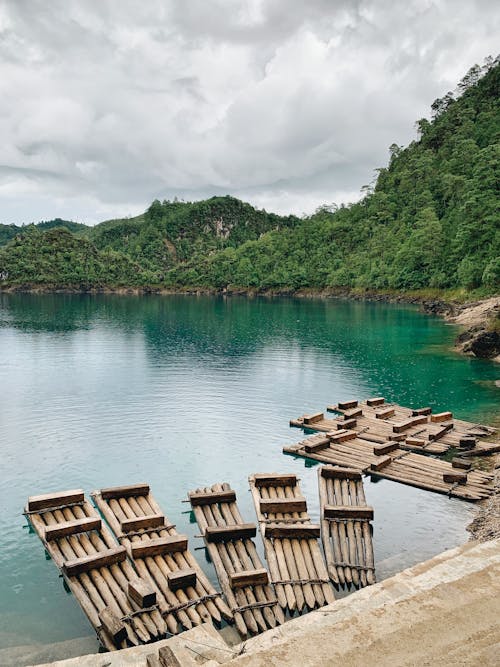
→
(0, 218, 88, 247)
(0, 58, 498, 292)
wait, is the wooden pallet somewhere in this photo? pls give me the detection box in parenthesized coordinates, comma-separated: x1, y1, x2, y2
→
(188, 483, 284, 638)
(91, 484, 231, 636)
(25, 489, 167, 650)
(284, 435, 494, 502)
(317, 467, 375, 589)
(248, 473, 335, 614)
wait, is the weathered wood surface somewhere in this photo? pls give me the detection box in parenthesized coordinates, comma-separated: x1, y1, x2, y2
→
(318, 466, 376, 589)
(92, 485, 231, 636)
(189, 482, 283, 638)
(25, 492, 166, 650)
(284, 433, 494, 502)
(249, 473, 335, 614)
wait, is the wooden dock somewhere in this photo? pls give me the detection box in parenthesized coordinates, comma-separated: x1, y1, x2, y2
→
(284, 433, 494, 501)
(25, 489, 167, 650)
(317, 466, 375, 589)
(188, 483, 284, 638)
(91, 484, 231, 636)
(291, 398, 499, 457)
(248, 473, 335, 613)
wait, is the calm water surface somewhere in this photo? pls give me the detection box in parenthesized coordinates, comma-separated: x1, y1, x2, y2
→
(0, 294, 498, 651)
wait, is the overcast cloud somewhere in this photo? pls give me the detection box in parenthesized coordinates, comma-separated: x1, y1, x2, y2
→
(0, 0, 498, 224)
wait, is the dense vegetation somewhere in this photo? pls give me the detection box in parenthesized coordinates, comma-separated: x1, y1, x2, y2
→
(0, 59, 498, 292)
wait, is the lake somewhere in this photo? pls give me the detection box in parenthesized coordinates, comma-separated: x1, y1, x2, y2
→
(0, 293, 498, 657)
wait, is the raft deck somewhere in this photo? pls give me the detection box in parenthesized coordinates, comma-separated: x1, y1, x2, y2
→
(318, 466, 375, 589)
(188, 483, 284, 638)
(248, 473, 335, 614)
(91, 484, 231, 636)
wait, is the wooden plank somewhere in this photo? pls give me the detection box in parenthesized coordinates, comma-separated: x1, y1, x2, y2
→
(370, 456, 392, 471)
(344, 407, 362, 418)
(27, 489, 84, 512)
(63, 546, 127, 577)
(367, 397, 385, 407)
(204, 524, 257, 543)
(320, 466, 362, 480)
(303, 412, 324, 425)
(188, 489, 236, 506)
(392, 416, 427, 433)
(99, 483, 150, 499)
(431, 411, 453, 423)
(98, 606, 128, 645)
(265, 524, 321, 539)
(253, 473, 297, 488)
(452, 458, 472, 470)
(412, 407, 432, 416)
(373, 442, 399, 456)
(429, 423, 454, 440)
(120, 514, 165, 533)
(406, 437, 427, 447)
(259, 497, 307, 514)
(131, 535, 188, 558)
(443, 472, 467, 484)
(375, 408, 395, 419)
(45, 517, 101, 542)
(329, 430, 357, 443)
(459, 437, 477, 450)
(339, 418, 357, 429)
(167, 568, 197, 591)
(338, 400, 358, 410)
(324, 505, 374, 520)
(128, 578, 157, 608)
(304, 436, 330, 453)
(228, 568, 269, 589)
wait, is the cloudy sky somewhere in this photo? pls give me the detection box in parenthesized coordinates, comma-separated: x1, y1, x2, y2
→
(0, 1, 498, 224)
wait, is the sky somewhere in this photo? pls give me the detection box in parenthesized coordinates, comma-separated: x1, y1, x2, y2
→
(0, 1, 498, 224)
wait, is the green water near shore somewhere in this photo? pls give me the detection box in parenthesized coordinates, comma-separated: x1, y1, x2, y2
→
(0, 294, 498, 652)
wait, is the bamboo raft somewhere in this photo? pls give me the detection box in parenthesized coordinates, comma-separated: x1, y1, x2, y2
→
(317, 466, 375, 589)
(25, 489, 167, 650)
(188, 483, 284, 638)
(91, 484, 231, 636)
(291, 397, 499, 457)
(248, 473, 335, 613)
(284, 433, 494, 501)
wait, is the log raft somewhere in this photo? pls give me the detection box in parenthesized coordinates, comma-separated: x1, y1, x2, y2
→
(91, 484, 231, 636)
(188, 483, 284, 638)
(25, 490, 167, 651)
(317, 467, 375, 589)
(248, 473, 335, 614)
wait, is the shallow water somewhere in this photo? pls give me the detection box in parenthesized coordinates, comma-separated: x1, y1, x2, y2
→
(0, 294, 498, 650)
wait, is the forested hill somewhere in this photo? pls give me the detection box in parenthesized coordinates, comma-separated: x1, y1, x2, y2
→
(0, 59, 498, 292)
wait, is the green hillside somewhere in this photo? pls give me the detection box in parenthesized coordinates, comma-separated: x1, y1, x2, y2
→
(0, 219, 88, 248)
(0, 59, 498, 292)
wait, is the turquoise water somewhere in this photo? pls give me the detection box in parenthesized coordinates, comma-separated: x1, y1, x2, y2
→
(0, 294, 498, 651)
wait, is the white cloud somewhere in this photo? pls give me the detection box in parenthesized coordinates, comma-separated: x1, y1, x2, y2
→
(0, 0, 498, 224)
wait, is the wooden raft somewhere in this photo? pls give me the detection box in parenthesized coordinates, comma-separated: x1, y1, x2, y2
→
(317, 467, 375, 589)
(92, 484, 231, 636)
(283, 434, 494, 502)
(25, 489, 167, 650)
(248, 473, 335, 613)
(188, 483, 284, 638)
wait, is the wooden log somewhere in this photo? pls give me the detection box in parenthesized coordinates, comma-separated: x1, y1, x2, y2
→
(431, 412, 453, 423)
(63, 546, 127, 577)
(452, 458, 472, 470)
(339, 418, 357, 429)
(188, 490, 236, 506)
(204, 524, 257, 543)
(131, 535, 188, 558)
(459, 437, 477, 450)
(320, 466, 362, 480)
(128, 578, 157, 608)
(370, 456, 392, 471)
(344, 407, 362, 418)
(45, 517, 101, 541)
(304, 437, 330, 453)
(357, 432, 386, 444)
(98, 606, 128, 645)
(443, 472, 467, 484)
(412, 407, 432, 416)
(375, 408, 395, 419)
(405, 437, 427, 447)
(158, 645, 189, 667)
(120, 514, 165, 533)
(329, 430, 357, 443)
(373, 442, 399, 456)
(367, 397, 385, 407)
(429, 423, 454, 440)
(167, 568, 197, 591)
(338, 400, 358, 410)
(265, 524, 321, 539)
(324, 505, 374, 520)
(27, 489, 84, 512)
(393, 416, 428, 432)
(259, 498, 307, 513)
(253, 473, 297, 488)
(303, 412, 324, 425)
(100, 484, 150, 500)
(228, 568, 269, 589)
